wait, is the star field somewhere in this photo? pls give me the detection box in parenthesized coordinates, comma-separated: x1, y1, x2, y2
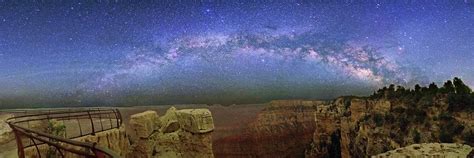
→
(0, 1, 473, 107)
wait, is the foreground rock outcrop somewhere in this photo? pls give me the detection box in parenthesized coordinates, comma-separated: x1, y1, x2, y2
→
(372, 143, 473, 157)
(0, 114, 14, 145)
(0, 114, 16, 158)
(0, 107, 215, 158)
(128, 107, 214, 158)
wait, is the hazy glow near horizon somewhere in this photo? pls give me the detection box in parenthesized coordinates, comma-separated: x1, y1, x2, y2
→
(0, 1, 473, 106)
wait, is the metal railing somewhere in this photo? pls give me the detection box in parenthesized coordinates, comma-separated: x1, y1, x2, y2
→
(5, 108, 123, 158)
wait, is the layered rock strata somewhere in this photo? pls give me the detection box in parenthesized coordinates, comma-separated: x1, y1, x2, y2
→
(128, 107, 214, 158)
(214, 100, 329, 157)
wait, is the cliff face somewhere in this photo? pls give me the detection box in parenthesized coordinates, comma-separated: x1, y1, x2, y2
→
(305, 98, 346, 157)
(214, 100, 329, 157)
(306, 96, 474, 157)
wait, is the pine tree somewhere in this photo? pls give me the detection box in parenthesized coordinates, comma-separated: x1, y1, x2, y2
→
(441, 80, 455, 94)
(453, 77, 472, 94)
(414, 84, 421, 93)
(428, 82, 438, 94)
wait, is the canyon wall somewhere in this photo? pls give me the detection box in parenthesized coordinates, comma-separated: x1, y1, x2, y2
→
(306, 96, 474, 157)
(214, 100, 330, 157)
(213, 96, 473, 157)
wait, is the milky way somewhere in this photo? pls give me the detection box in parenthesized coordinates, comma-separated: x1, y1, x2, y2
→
(85, 30, 424, 93)
(0, 1, 473, 106)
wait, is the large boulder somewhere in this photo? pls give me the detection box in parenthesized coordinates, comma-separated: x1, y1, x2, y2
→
(159, 107, 178, 133)
(128, 107, 215, 158)
(129, 110, 159, 141)
(176, 109, 214, 134)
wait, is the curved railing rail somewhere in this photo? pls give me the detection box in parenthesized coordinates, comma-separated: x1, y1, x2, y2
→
(5, 108, 122, 158)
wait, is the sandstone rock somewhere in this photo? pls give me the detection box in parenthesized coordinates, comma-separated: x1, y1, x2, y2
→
(0, 114, 17, 158)
(159, 107, 177, 132)
(373, 99, 391, 113)
(161, 120, 179, 133)
(0, 114, 14, 144)
(129, 110, 159, 141)
(214, 100, 324, 157)
(349, 98, 368, 122)
(372, 143, 473, 157)
(176, 109, 214, 134)
(78, 126, 130, 157)
(128, 107, 214, 158)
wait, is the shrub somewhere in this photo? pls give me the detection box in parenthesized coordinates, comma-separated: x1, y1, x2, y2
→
(373, 113, 384, 127)
(399, 117, 409, 133)
(439, 117, 465, 143)
(384, 113, 395, 123)
(344, 99, 351, 109)
(413, 130, 421, 143)
(463, 131, 474, 146)
(47, 120, 66, 158)
(439, 130, 454, 143)
(439, 112, 453, 121)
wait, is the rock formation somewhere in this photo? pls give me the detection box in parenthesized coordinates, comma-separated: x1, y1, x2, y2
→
(128, 107, 214, 158)
(306, 95, 474, 157)
(372, 143, 473, 157)
(0, 113, 14, 145)
(1, 107, 215, 158)
(0, 113, 16, 158)
(214, 100, 328, 157)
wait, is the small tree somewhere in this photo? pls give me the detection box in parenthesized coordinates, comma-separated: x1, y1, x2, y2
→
(414, 84, 421, 93)
(428, 82, 438, 94)
(373, 113, 384, 127)
(453, 77, 472, 94)
(441, 80, 455, 94)
(414, 130, 421, 143)
(46, 120, 66, 158)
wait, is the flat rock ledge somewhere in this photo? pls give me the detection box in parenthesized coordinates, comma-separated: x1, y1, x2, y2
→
(372, 143, 473, 158)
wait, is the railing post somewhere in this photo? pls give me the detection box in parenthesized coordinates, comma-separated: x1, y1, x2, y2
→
(116, 109, 122, 126)
(29, 137, 41, 158)
(98, 108, 104, 131)
(87, 111, 95, 135)
(77, 118, 83, 136)
(113, 109, 120, 128)
(10, 125, 25, 158)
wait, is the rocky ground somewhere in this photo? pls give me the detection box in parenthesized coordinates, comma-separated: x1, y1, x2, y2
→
(373, 143, 473, 157)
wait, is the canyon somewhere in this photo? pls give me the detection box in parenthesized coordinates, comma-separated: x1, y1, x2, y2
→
(1, 94, 473, 157)
(214, 95, 474, 157)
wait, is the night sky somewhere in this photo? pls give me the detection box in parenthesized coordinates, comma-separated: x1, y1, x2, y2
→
(0, 1, 473, 107)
